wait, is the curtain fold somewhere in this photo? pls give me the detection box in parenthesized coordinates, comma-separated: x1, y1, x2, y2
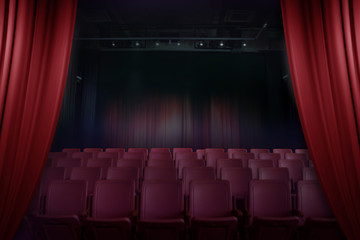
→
(281, 0, 360, 239)
(0, 0, 77, 239)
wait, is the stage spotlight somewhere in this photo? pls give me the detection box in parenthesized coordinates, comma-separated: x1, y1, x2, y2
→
(155, 41, 160, 46)
(135, 41, 140, 47)
(176, 41, 181, 46)
(111, 41, 116, 47)
(242, 42, 247, 47)
(219, 41, 224, 47)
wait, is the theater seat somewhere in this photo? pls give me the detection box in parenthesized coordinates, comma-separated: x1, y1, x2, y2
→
(248, 159, 274, 179)
(221, 167, 252, 212)
(216, 159, 244, 178)
(143, 167, 177, 180)
(258, 167, 290, 181)
(175, 152, 197, 161)
(249, 180, 298, 240)
(227, 148, 247, 159)
(231, 152, 255, 167)
(272, 149, 292, 159)
(177, 159, 205, 179)
(137, 180, 184, 240)
(205, 152, 228, 168)
(188, 180, 238, 240)
(173, 148, 193, 160)
(84, 180, 136, 240)
(28, 180, 88, 240)
(250, 149, 270, 159)
(297, 181, 343, 240)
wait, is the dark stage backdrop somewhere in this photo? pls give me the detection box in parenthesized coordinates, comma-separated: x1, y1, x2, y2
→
(52, 50, 306, 150)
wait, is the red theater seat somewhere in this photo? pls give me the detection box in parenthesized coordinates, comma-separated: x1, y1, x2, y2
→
(248, 159, 274, 179)
(71, 152, 93, 166)
(107, 167, 140, 192)
(177, 159, 205, 179)
(128, 148, 148, 158)
(137, 180, 184, 240)
(174, 151, 197, 161)
(227, 148, 247, 159)
(84, 180, 136, 240)
(273, 148, 293, 159)
(297, 181, 342, 240)
(249, 180, 298, 240)
(116, 159, 144, 178)
(216, 159, 244, 178)
(173, 148, 192, 160)
(250, 148, 270, 159)
(302, 168, 318, 181)
(231, 152, 255, 167)
(148, 152, 172, 161)
(143, 167, 177, 180)
(150, 148, 170, 152)
(258, 153, 281, 166)
(86, 158, 112, 178)
(70, 167, 101, 195)
(221, 167, 252, 211)
(55, 158, 82, 179)
(123, 152, 146, 161)
(205, 152, 228, 168)
(258, 167, 290, 181)
(28, 180, 87, 240)
(95, 152, 121, 164)
(189, 180, 238, 240)
(182, 167, 216, 197)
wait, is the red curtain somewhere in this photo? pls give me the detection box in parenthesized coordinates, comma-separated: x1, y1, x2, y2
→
(281, 0, 360, 239)
(0, 0, 77, 239)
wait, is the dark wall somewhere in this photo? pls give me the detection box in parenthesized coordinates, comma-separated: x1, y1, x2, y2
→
(51, 50, 306, 150)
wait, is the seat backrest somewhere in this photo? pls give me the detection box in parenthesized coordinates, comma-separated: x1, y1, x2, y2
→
(147, 159, 174, 168)
(70, 167, 101, 195)
(272, 149, 292, 159)
(55, 158, 82, 179)
(39, 167, 65, 196)
(123, 152, 146, 161)
(189, 180, 232, 218)
(86, 158, 112, 178)
(71, 152, 93, 166)
(116, 159, 144, 177)
(150, 148, 170, 152)
(128, 148, 148, 157)
(285, 153, 309, 167)
(140, 180, 183, 219)
(205, 152, 228, 168)
(106, 167, 140, 191)
(221, 167, 252, 198)
(258, 167, 290, 181)
(248, 159, 274, 179)
(148, 152, 172, 161)
(144, 167, 177, 180)
(92, 180, 135, 218)
(62, 148, 81, 157)
(178, 159, 205, 179)
(227, 148, 247, 159)
(297, 180, 333, 218)
(205, 148, 225, 154)
(45, 180, 87, 216)
(173, 148, 192, 159)
(175, 152, 197, 161)
(216, 159, 244, 178)
(231, 152, 255, 167)
(196, 149, 205, 159)
(278, 159, 304, 182)
(302, 168, 318, 181)
(258, 153, 281, 161)
(105, 148, 125, 155)
(250, 148, 270, 159)
(183, 167, 215, 196)
(249, 180, 292, 218)
(95, 152, 121, 165)
(83, 148, 103, 154)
